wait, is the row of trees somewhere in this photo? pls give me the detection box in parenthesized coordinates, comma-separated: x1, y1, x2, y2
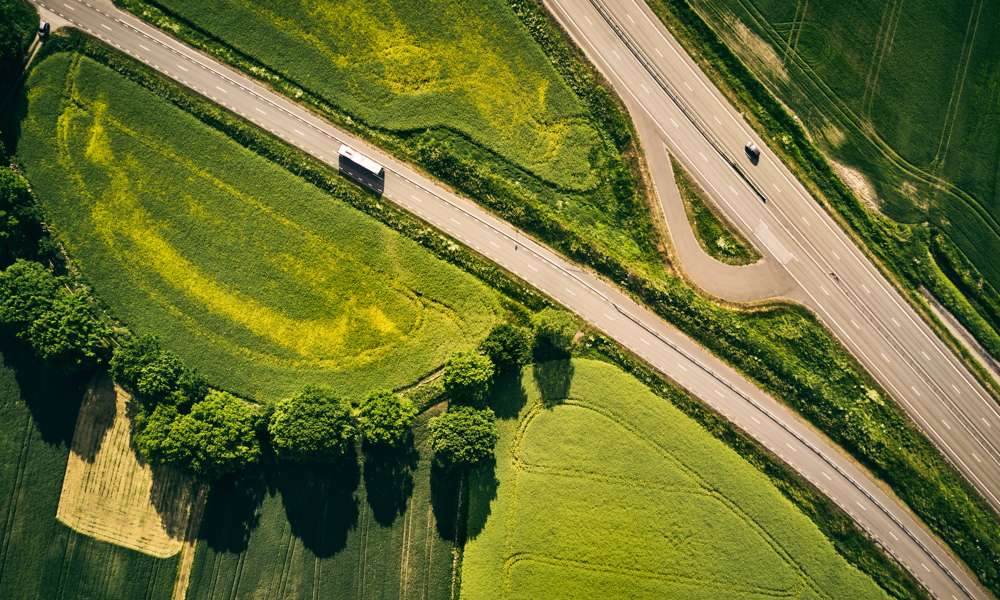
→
(427, 308, 579, 467)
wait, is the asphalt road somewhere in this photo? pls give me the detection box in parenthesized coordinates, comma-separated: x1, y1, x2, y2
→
(545, 0, 1000, 532)
(30, 1, 989, 597)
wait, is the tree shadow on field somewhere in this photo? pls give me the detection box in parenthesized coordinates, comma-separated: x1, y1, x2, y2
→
(0, 77, 28, 159)
(276, 449, 360, 558)
(363, 440, 417, 527)
(197, 471, 266, 554)
(487, 370, 527, 420)
(1, 335, 88, 447)
(532, 359, 574, 408)
(70, 374, 117, 462)
(430, 457, 498, 544)
(462, 457, 499, 541)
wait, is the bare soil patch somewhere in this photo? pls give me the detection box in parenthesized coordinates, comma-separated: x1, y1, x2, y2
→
(57, 376, 203, 559)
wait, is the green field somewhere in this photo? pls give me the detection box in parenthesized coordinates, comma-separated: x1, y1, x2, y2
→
(185, 407, 456, 600)
(0, 340, 178, 599)
(673, 157, 760, 265)
(687, 0, 1000, 288)
(461, 359, 887, 599)
(16, 52, 502, 402)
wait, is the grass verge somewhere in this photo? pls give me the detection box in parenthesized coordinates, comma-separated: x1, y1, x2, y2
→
(671, 156, 760, 265)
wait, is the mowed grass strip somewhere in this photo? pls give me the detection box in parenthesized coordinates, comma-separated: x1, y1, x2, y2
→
(17, 52, 502, 402)
(0, 342, 178, 599)
(185, 407, 455, 600)
(461, 359, 887, 600)
(145, 0, 602, 191)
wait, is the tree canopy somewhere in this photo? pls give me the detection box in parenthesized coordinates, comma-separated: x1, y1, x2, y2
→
(135, 390, 262, 478)
(428, 406, 498, 466)
(479, 323, 532, 373)
(0, 0, 37, 94)
(442, 350, 494, 406)
(357, 390, 418, 448)
(110, 334, 207, 407)
(533, 307, 578, 355)
(0, 168, 44, 264)
(268, 386, 358, 461)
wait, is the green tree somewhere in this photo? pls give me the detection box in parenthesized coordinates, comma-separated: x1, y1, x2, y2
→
(357, 390, 418, 448)
(136, 390, 262, 478)
(0, 0, 37, 93)
(479, 323, 532, 373)
(0, 259, 60, 327)
(25, 288, 110, 366)
(110, 335, 206, 407)
(0, 168, 44, 264)
(428, 406, 498, 466)
(442, 351, 494, 406)
(533, 308, 578, 355)
(268, 386, 357, 461)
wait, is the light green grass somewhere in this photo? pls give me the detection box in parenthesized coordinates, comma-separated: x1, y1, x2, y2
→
(461, 359, 887, 599)
(185, 407, 455, 600)
(135, 0, 600, 191)
(688, 0, 1000, 289)
(17, 52, 502, 402)
(0, 341, 178, 599)
(672, 156, 760, 265)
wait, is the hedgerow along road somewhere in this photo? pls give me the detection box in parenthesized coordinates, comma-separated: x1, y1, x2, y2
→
(30, 0, 987, 597)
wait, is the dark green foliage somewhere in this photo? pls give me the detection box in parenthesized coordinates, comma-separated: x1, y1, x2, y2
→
(0, 0, 36, 92)
(110, 334, 207, 407)
(357, 390, 417, 448)
(0, 259, 109, 368)
(0, 167, 45, 265)
(428, 406, 498, 467)
(268, 386, 357, 461)
(533, 307, 578, 355)
(135, 389, 262, 478)
(479, 323, 532, 373)
(442, 351, 495, 407)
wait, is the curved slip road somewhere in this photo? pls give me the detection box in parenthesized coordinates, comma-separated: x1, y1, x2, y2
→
(543, 0, 1000, 525)
(31, 1, 989, 597)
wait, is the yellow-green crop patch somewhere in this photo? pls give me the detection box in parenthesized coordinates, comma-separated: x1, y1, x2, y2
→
(461, 359, 887, 599)
(146, 0, 602, 191)
(17, 52, 502, 401)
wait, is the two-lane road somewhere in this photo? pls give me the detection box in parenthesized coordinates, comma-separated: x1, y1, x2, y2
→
(543, 0, 1000, 513)
(30, 1, 989, 597)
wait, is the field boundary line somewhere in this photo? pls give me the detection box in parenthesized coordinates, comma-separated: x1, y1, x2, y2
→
(933, 0, 983, 167)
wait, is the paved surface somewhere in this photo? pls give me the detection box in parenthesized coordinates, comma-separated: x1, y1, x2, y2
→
(636, 113, 796, 303)
(546, 0, 1000, 537)
(30, 1, 989, 598)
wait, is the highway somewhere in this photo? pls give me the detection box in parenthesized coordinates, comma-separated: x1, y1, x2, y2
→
(544, 0, 1000, 516)
(30, 1, 989, 598)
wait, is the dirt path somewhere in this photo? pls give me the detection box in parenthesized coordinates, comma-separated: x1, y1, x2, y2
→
(57, 376, 202, 559)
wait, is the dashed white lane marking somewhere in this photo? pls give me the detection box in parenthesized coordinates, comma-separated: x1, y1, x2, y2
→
(728, 185, 738, 196)
(983, 417, 992, 428)
(677, 362, 689, 372)
(255, 107, 267, 116)
(820, 285, 830, 296)
(713, 115, 721, 124)
(410, 194, 422, 203)
(526, 263, 539, 272)
(821, 471, 831, 481)
(63, 2, 74, 9)
(921, 563, 931, 573)
(139, 43, 150, 52)
(488, 239, 500, 249)
(950, 384, 961, 395)
(176, 63, 189, 72)
(683, 81, 693, 91)
(785, 442, 796, 452)
(972, 452, 982, 463)
(910, 386, 922, 397)
(293, 128, 304, 136)
(584, 15, 593, 26)
(654, 47, 664, 58)
(715, 389, 725, 398)
(850, 319, 860, 329)
(889, 531, 899, 541)
(565, 288, 577, 297)
(100, 23, 112, 31)
(800, 216, 809, 226)
(626, 12, 635, 23)
(604, 312, 615, 321)
(612, 49, 621, 61)
(861, 283, 871, 294)
(856, 501, 867, 511)
(640, 83, 650, 94)
(449, 217, 461, 225)
(832, 251, 841, 260)
(891, 317, 901, 327)
(215, 85, 228, 94)
(670, 117, 679, 128)
(750, 415, 761, 424)
(880, 353, 891, 363)
(941, 419, 952, 430)
(921, 351, 931, 360)
(698, 151, 707, 161)
(640, 337, 651, 346)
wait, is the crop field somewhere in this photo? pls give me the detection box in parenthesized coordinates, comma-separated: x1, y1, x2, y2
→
(17, 52, 502, 402)
(672, 157, 760, 265)
(57, 376, 201, 559)
(688, 0, 1000, 287)
(0, 342, 179, 599)
(460, 359, 887, 599)
(184, 406, 455, 600)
